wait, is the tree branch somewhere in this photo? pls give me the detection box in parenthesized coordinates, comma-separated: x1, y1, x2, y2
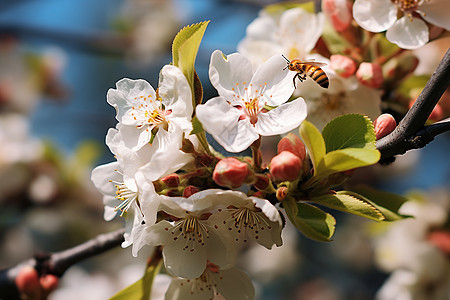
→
(376, 48, 450, 161)
(0, 228, 125, 300)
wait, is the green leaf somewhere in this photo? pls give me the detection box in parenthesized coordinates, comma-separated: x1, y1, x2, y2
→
(284, 197, 335, 242)
(311, 192, 385, 221)
(322, 114, 377, 152)
(299, 120, 326, 174)
(349, 186, 410, 221)
(172, 21, 209, 104)
(265, 1, 315, 15)
(109, 260, 162, 300)
(318, 148, 380, 177)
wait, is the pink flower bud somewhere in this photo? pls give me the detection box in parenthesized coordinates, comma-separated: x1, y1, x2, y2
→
(356, 62, 383, 88)
(373, 114, 396, 139)
(213, 157, 254, 188)
(15, 266, 40, 295)
(428, 231, 450, 255)
(278, 133, 306, 161)
(322, 0, 352, 32)
(183, 185, 200, 198)
(270, 151, 303, 182)
(330, 55, 356, 78)
(276, 187, 288, 201)
(429, 104, 443, 121)
(161, 173, 180, 187)
(254, 173, 270, 191)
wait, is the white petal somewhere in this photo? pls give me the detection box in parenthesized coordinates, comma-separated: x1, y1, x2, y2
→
(158, 65, 193, 119)
(91, 162, 121, 221)
(251, 54, 295, 106)
(196, 97, 259, 152)
(204, 227, 236, 270)
(215, 268, 255, 300)
(386, 16, 429, 50)
(209, 50, 254, 98)
(163, 237, 207, 279)
(244, 14, 278, 40)
(237, 38, 283, 70)
(279, 8, 325, 53)
(419, 0, 450, 30)
(165, 278, 212, 300)
(255, 97, 307, 136)
(353, 0, 397, 32)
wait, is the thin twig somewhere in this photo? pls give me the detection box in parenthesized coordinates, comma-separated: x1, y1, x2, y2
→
(0, 228, 125, 300)
(376, 48, 450, 160)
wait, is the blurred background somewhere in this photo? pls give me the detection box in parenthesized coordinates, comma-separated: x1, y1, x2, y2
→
(0, 0, 448, 299)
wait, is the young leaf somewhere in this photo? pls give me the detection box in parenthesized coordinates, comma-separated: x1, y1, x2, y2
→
(321, 148, 380, 176)
(299, 120, 326, 174)
(284, 198, 336, 242)
(322, 114, 377, 152)
(348, 186, 410, 221)
(172, 21, 209, 103)
(109, 260, 163, 300)
(310, 192, 385, 221)
(265, 1, 315, 15)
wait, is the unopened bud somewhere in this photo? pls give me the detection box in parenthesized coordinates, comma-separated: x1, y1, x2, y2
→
(330, 55, 356, 78)
(254, 173, 271, 191)
(427, 231, 450, 255)
(183, 185, 200, 198)
(40, 274, 59, 291)
(270, 151, 303, 182)
(429, 104, 443, 122)
(276, 187, 288, 201)
(322, 0, 352, 32)
(373, 114, 396, 139)
(161, 173, 180, 187)
(278, 133, 306, 161)
(15, 266, 40, 295)
(383, 53, 419, 80)
(356, 62, 383, 89)
(213, 157, 255, 188)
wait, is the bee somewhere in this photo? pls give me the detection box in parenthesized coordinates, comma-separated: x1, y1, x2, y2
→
(282, 55, 329, 89)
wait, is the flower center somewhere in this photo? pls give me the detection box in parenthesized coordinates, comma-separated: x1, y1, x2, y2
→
(171, 215, 210, 251)
(130, 93, 171, 132)
(231, 82, 270, 126)
(224, 207, 271, 242)
(109, 175, 140, 217)
(391, 0, 422, 12)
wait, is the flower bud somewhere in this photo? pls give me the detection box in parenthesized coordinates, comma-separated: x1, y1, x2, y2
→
(276, 187, 288, 201)
(278, 133, 306, 161)
(429, 104, 443, 122)
(183, 185, 200, 198)
(356, 62, 383, 89)
(160, 173, 180, 187)
(428, 231, 450, 255)
(373, 114, 396, 139)
(213, 157, 255, 188)
(15, 266, 40, 295)
(322, 0, 352, 32)
(270, 151, 303, 182)
(330, 55, 356, 78)
(254, 173, 271, 191)
(383, 53, 419, 80)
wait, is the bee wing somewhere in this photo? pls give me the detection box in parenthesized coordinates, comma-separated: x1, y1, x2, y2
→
(301, 59, 328, 67)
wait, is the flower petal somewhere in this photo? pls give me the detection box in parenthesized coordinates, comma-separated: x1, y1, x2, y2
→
(91, 162, 121, 221)
(386, 16, 429, 50)
(209, 50, 254, 99)
(196, 97, 259, 152)
(204, 227, 236, 270)
(251, 54, 295, 106)
(158, 65, 193, 119)
(353, 0, 397, 32)
(255, 97, 307, 136)
(419, 0, 450, 30)
(215, 267, 255, 300)
(165, 278, 212, 300)
(279, 8, 325, 54)
(163, 237, 208, 279)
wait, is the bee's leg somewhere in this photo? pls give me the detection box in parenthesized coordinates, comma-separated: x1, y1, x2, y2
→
(293, 73, 298, 89)
(300, 74, 307, 81)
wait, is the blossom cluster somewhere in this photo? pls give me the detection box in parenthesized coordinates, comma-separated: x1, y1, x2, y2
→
(91, 1, 449, 299)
